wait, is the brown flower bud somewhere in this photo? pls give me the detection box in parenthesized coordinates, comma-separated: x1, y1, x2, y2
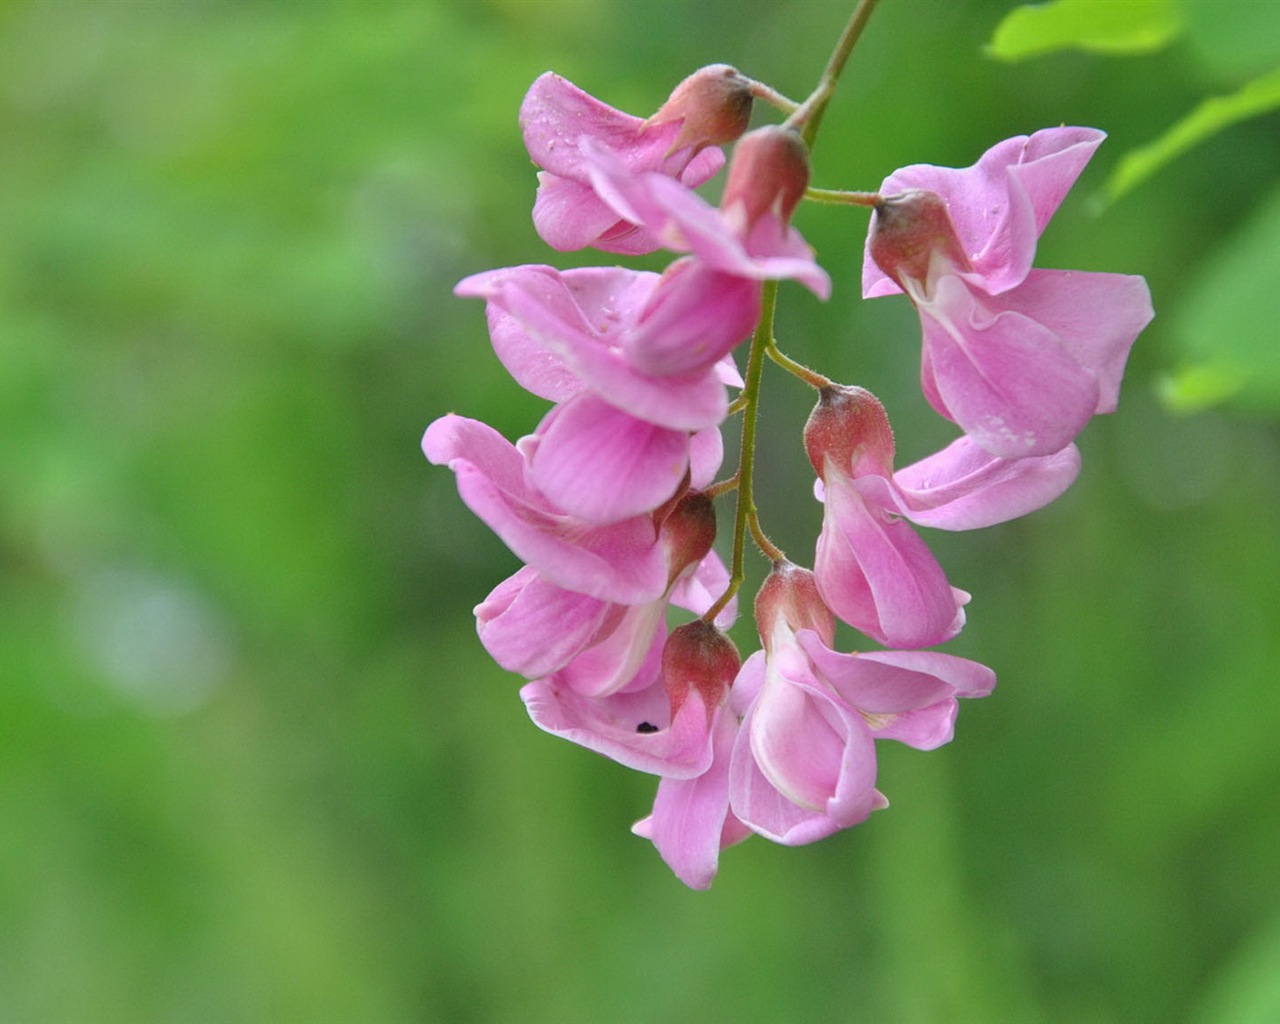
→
(660, 490, 717, 587)
(869, 190, 971, 297)
(803, 385, 895, 482)
(720, 125, 811, 231)
(754, 561, 835, 650)
(648, 64, 755, 155)
(663, 620, 740, 720)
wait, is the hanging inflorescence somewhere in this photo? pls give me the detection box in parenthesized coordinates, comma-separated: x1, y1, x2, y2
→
(425, 11, 1154, 889)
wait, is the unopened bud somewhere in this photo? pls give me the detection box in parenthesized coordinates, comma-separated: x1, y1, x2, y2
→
(663, 620, 740, 719)
(803, 384, 895, 481)
(869, 190, 971, 296)
(659, 490, 717, 585)
(721, 125, 810, 232)
(649, 64, 755, 155)
(755, 561, 835, 649)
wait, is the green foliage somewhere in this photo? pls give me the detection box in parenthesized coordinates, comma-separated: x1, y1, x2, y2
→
(1166, 182, 1280, 411)
(1103, 66, 1280, 204)
(986, 0, 1183, 60)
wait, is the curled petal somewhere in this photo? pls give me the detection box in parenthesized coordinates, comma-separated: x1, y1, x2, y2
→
(520, 658, 719, 779)
(814, 468, 966, 648)
(475, 567, 612, 679)
(994, 269, 1154, 415)
(891, 436, 1081, 531)
(424, 415, 668, 603)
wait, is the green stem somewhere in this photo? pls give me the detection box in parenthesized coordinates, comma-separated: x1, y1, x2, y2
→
(766, 343, 832, 389)
(703, 281, 781, 624)
(805, 186, 881, 206)
(788, 0, 880, 150)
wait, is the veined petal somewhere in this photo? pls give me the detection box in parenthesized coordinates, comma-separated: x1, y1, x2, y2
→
(627, 261, 761, 375)
(532, 173, 659, 255)
(868, 700, 960, 751)
(529, 396, 690, 523)
(793, 630, 960, 713)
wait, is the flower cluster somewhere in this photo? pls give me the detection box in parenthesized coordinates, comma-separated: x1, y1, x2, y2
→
(426, 61, 1152, 889)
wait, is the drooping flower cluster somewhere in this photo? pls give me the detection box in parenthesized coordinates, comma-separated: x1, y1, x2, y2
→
(426, 60, 1153, 889)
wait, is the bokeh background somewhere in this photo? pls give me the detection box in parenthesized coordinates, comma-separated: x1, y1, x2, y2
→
(3, 1, 1279, 1020)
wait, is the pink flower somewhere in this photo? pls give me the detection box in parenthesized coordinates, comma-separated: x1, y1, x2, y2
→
(863, 127, 1154, 458)
(522, 66, 753, 255)
(727, 563, 995, 845)
(581, 126, 831, 375)
(476, 492, 736, 696)
(423, 414, 671, 603)
(455, 263, 738, 522)
(520, 620, 741, 779)
(805, 386, 1080, 648)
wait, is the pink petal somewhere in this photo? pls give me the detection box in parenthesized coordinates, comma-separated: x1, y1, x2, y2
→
(554, 598, 669, 698)
(463, 264, 729, 430)
(475, 567, 611, 678)
(891, 436, 1081, 530)
(520, 655, 719, 779)
(626, 261, 761, 376)
(728, 649, 879, 845)
(631, 708, 748, 890)
(869, 700, 960, 750)
(528, 396, 690, 523)
(793, 631, 960, 713)
(688, 427, 724, 490)
(995, 269, 1154, 414)
(919, 275, 1100, 458)
(532, 173, 658, 255)
(814, 468, 966, 648)
(424, 415, 668, 603)
(863, 127, 1105, 298)
(670, 549, 737, 630)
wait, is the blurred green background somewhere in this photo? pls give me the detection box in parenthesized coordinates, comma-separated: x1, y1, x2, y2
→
(2, 1, 1278, 1021)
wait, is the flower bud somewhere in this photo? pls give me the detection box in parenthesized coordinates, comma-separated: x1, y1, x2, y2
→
(648, 64, 755, 156)
(755, 561, 835, 650)
(663, 619, 740, 720)
(720, 125, 811, 232)
(803, 384, 895, 482)
(659, 490, 717, 586)
(869, 189, 971, 297)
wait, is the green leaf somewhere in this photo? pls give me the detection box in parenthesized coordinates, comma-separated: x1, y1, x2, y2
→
(986, 0, 1183, 61)
(1103, 65, 1280, 204)
(1166, 181, 1280, 414)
